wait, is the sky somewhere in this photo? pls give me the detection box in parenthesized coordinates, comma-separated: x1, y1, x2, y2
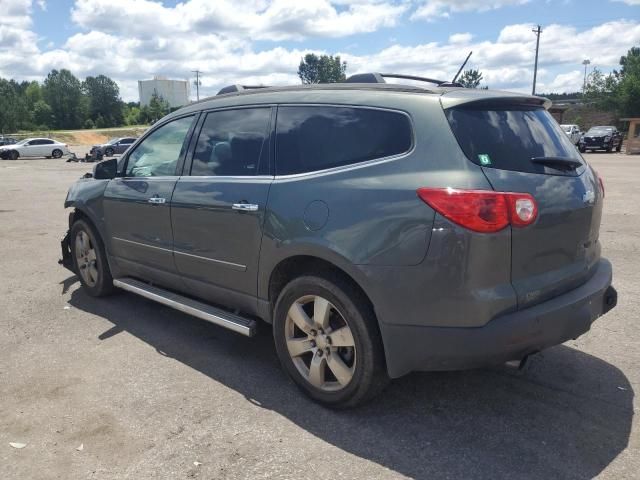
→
(1, 0, 639, 102)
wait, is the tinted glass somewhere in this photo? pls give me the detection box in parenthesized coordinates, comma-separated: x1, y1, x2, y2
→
(446, 107, 583, 174)
(191, 108, 270, 176)
(126, 115, 193, 177)
(276, 106, 412, 175)
(121, 138, 135, 144)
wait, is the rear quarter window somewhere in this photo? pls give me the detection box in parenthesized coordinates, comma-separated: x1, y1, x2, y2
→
(446, 107, 583, 174)
(276, 106, 412, 175)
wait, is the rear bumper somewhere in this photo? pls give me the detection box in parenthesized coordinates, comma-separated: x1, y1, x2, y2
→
(381, 258, 616, 378)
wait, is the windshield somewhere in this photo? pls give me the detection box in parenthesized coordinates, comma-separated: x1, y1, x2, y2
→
(16, 139, 29, 145)
(587, 127, 613, 135)
(107, 138, 120, 145)
(446, 106, 583, 174)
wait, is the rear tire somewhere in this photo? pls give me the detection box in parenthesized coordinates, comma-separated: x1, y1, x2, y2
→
(70, 219, 115, 297)
(616, 143, 622, 152)
(273, 274, 388, 408)
(52, 149, 63, 158)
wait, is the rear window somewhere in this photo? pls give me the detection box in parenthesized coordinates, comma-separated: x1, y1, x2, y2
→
(276, 106, 412, 175)
(446, 107, 583, 174)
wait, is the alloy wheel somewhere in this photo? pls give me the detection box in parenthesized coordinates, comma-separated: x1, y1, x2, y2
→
(74, 230, 98, 287)
(285, 295, 356, 392)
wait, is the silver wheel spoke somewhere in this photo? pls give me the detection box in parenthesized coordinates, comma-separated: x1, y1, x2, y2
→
(308, 354, 326, 388)
(327, 354, 353, 386)
(88, 264, 98, 283)
(80, 232, 89, 251)
(313, 297, 331, 329)
(87, 249, 96, 262)
(329, 326, 354, 347)
(286, 338, 314, 357)
(288, 302, 314, 334)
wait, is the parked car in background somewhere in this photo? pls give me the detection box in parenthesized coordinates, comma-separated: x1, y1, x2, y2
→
(0, 138, 70, 160)
(0, 136, 17, 146)
(561, 124, 582, 145)
(579, 126, 622, 153)
(90, 137, 137, 158)
(60, 76, 617, 407)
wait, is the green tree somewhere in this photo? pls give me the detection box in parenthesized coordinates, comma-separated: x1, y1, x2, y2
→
(298, 54, 347, 84)
(43, 69, 84, 129)
(32, 100, 53, 127)
(24, 81, 43, 108)
(458, 69, 484, 89)
(83, 75, 123, 127)
(615, 47, 640, 117)
(148, 92, 170, 122)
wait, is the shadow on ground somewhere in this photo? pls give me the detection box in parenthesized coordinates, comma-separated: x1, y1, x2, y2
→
(66, 278, 633, 479)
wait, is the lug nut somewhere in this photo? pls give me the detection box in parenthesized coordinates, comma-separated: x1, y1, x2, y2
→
(310, 329, 317, 337)
(317, 349, 323, 357)
(310, 340, 316, 348)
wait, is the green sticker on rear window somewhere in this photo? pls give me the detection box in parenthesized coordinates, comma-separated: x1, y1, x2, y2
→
(478, 154, 492, 166)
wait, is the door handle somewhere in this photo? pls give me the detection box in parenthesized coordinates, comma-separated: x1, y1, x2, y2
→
(232, 203, 259, 212)
(148, 196, 166, 205)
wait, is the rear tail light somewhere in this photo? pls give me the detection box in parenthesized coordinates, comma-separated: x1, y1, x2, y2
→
(417, 188, 538, 233)
(596, 171, 605, 198)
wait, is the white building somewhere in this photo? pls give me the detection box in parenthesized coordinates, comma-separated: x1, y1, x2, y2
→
(138, 76, 190, 108)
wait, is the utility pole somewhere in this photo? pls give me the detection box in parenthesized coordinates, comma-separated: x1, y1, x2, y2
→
(531, 25, 542, 95)
(191, 70, 202, 101)
(582, 59, 591, 95)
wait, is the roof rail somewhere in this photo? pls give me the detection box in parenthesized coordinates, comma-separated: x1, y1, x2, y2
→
(217, 84, 269, 95)
(345, 72, 463, 88)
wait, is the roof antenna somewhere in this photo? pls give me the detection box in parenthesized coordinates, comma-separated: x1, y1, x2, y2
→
(452, 51, 473, 83)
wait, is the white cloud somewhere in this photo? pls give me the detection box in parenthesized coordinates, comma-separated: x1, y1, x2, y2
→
(611, 0, 640, 5)
(1, 1, 639, 100)
(449, 32, 473, 44)
(70, 0, 407, 41)
(412, 0, 530, 21)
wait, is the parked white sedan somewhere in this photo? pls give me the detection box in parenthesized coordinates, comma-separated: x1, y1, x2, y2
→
(561, 124, 582, 145)
(0, 138, 70, 160)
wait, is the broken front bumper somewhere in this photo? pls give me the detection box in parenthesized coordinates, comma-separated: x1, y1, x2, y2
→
(58, 230, 74, 272)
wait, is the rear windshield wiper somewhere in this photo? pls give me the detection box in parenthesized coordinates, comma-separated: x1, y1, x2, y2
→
(530, 156, 583, 171)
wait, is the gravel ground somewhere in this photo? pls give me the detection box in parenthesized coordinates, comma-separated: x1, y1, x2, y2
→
(0, 153, 638, 479)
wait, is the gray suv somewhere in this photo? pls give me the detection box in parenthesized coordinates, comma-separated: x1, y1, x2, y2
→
(59, 75, 617, 407)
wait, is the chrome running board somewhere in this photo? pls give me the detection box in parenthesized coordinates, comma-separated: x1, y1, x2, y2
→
(113, 277, 257, 337)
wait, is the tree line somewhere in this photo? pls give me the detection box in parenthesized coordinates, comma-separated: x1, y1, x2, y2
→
(0, 69, 172, 133)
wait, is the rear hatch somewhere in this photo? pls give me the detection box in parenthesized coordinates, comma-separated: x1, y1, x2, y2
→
(443, 95, 603, 309)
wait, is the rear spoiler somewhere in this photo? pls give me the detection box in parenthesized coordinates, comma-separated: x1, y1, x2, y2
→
(440, 89, 551, 110)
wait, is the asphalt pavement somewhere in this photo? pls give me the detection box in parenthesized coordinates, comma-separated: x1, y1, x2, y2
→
(0, 153, 638, 479)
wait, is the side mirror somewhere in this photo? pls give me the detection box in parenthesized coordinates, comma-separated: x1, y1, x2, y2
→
(93, 157, 118, 180)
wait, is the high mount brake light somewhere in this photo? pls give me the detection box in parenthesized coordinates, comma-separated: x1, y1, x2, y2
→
(417, 188, 538, 233)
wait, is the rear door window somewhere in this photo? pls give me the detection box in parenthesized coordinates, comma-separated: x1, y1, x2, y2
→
(191, 108, 271, 177)
(446, 107, 583, 174)
(276, 106, 412, 175)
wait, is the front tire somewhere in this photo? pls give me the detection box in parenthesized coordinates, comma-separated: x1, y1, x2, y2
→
(578, 145, 586, 153)
(70, 219, 114, 297)
(9, 150, 18, 160)
(105, 148, 114, 157)
(616, 143, 622, 152)
(273, 274, 388, 408)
